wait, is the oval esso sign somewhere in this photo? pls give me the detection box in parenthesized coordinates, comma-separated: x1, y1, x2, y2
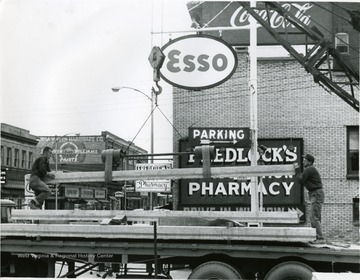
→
(160, 35, 238, 90)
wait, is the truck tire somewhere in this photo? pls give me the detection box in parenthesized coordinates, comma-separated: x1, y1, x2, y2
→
(264, 261, 314, 280)
(188, 261, 244, 279)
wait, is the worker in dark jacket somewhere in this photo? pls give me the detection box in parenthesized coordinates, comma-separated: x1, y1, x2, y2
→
(294, 154, 325, 244)
(28, 146, 55, 209)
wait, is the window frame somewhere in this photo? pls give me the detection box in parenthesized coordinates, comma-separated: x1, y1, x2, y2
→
(14, 149, 19, 167)
(353, 197, 359, 226)
(347, 126, 359, 179)
(6, 147, 12, 166)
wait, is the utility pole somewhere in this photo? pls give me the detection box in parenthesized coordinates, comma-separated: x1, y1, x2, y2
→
(249, 0, 259, 213)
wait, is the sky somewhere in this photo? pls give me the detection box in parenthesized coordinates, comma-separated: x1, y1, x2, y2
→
(0, 0, 192, 154)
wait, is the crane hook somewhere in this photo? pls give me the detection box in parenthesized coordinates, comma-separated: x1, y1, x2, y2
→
(152, 81, 162, 96)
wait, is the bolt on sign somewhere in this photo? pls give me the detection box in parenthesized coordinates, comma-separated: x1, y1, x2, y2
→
(135, 163, 172, 193)
(160, 34, 238, 90)
(178, 131, 306, 221)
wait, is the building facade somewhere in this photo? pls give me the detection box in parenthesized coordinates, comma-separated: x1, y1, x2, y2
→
(1, 123, 38, 205)
(1, 126, 150, 210)
(171, 50, 359, 242)
(35, 131, 149, 210)
(168, 0, 359, 244)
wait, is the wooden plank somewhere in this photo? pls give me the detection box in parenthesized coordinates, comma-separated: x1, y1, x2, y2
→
(11, 209, 299, 224)
(0, 224, 315, 242)
(43, 164, 295, 184)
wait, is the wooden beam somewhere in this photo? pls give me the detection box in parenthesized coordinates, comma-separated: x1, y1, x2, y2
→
(44, 164, 295, 184)
(1, 223, 315, 242)
(11, 209, 299, 224)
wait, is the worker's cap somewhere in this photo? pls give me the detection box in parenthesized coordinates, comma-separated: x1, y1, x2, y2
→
(302, 154, 315, 163)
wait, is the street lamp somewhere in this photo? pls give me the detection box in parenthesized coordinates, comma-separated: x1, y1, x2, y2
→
(112, 86, 155, 209)
(111, 86, 155, 162)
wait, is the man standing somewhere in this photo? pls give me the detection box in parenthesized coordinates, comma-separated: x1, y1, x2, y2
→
(294, 154, 325, 244)
(28, 146, 55, 209)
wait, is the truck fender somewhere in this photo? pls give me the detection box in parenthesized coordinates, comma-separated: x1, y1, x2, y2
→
(188, 261, 244, 279)
(264, 261, 315, 280)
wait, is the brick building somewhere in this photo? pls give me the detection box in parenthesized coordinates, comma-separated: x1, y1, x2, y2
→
(1, 123, 38, 204)
(35, 131, 148, 210)
(171, 50, 358, 242)
(1, 126, 149, 210)
(168, 1, 359, 243)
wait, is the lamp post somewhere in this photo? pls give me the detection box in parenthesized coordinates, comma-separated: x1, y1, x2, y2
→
(53, 132, 79, 209)
(111, 86, 155, 209)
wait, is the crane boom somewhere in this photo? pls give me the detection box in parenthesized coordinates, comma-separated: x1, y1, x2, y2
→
(239, 2, 359, 111)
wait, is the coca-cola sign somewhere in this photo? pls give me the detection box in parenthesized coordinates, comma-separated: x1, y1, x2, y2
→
(187, 2, 331, 45)
(230, 3, 313, 29)
(160, 35, 238, 90)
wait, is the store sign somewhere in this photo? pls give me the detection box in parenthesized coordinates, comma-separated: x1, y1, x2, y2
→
(135, 163, 172, 193)
(178, 135, 305, 219)
(187, 2, 331, 45)
(95, 189, 106, 199)
(81, 189, 94, 199)
(24, 174, 34, 197)
(65, 187, 80, 198)
(189, 127, 251, 146)
(160, 35, 238, 90)
(115, 191, 124, 198)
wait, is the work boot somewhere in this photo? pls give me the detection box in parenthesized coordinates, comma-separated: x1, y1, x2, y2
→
(28, 200, 40, 210)
(310, 238, 326, 244)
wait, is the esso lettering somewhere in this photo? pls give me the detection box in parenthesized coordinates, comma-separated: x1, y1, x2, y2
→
(167, 49, 228, 73)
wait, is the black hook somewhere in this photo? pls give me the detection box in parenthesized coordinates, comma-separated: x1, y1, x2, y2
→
(152, 81, 162, 96)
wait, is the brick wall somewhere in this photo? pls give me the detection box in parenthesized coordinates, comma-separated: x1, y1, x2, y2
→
(172, 51, 359, 243)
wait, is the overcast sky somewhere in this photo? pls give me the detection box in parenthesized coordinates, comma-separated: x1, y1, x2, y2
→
(0, 0, 191, 154)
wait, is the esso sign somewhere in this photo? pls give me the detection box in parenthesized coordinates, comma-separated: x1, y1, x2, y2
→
(160, 35, 238, 90)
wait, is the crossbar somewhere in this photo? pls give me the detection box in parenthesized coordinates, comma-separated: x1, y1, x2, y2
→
(11, 209, 299, 224)
(1, 223, 315, 242)
(44, 164, 295, 184)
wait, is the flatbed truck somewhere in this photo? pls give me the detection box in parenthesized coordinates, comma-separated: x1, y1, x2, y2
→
(1, 150, 359, 279)
(1, 207, 359, 279)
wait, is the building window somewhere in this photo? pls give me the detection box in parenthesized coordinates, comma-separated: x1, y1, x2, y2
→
(1, 146, 3, 166)
(14, 149, 19, 167)
(28, 152, 33, 169)
(353, 197, 359, 226)
(22, 150, 27, 168)
(6, 147, 12, 166)
(335, 33, 349, 54)
(347, 126, 359, 179)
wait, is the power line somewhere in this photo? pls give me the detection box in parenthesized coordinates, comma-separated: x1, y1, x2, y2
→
(332, 2, 352, 13)
(125, 105, 156, 153)
(290, 3, 359, 54)
(155, 105, 183, 139)
(311, 2, 353, 24)
(204, 2, 233, 27)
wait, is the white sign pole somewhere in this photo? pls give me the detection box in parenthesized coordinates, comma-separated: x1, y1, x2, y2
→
(249, 0, 259, 213)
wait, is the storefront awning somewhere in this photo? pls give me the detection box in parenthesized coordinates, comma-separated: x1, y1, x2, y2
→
(126, 197, 142, 200)
(96, 199, 109, 203)
(85, 199, 99, 204)
(3, 183, 24, 189)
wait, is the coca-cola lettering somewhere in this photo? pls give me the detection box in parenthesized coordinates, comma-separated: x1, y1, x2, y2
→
(230, 3, 313, 29)
(166, 50, 228, 73)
